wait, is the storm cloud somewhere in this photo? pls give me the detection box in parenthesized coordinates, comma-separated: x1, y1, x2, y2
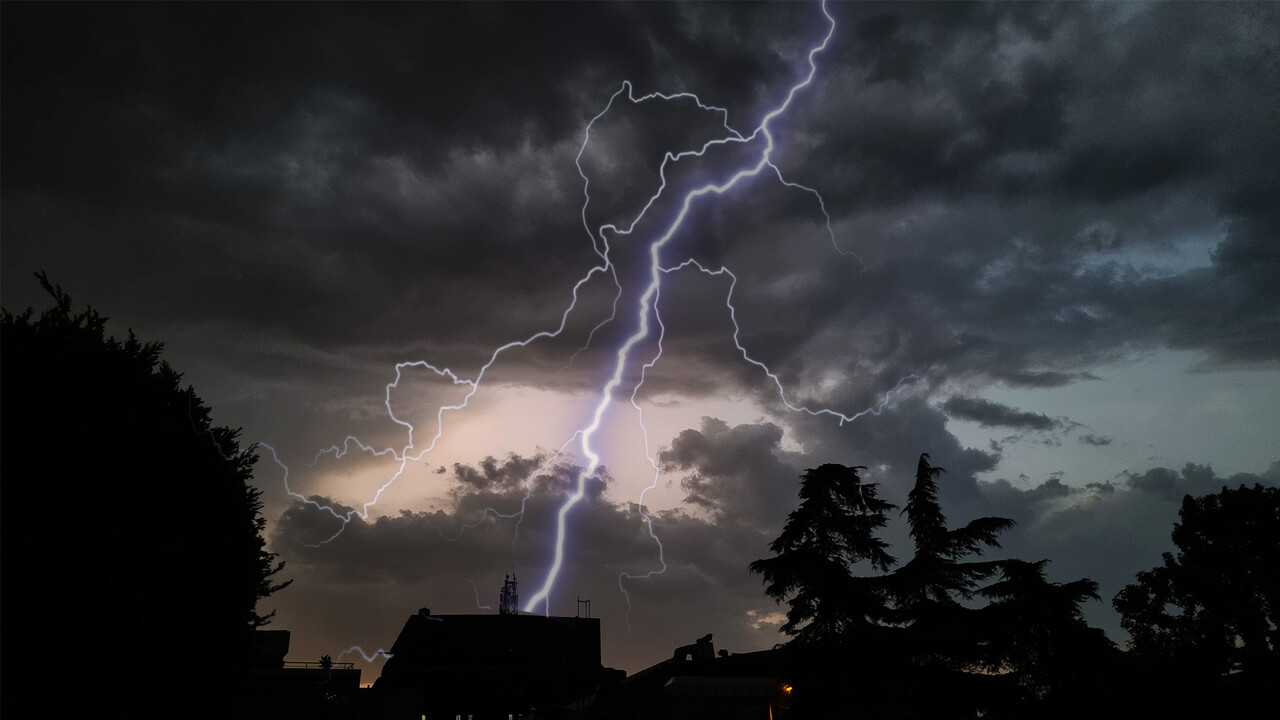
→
(942, 396, 1060, 431)
(4, 1, 1278, 676)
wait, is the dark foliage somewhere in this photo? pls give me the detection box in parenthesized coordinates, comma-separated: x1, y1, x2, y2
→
(1, 274, 289, 715)
(754, 453, 1118, 719)
(892, 453, 1015, 613)
(880, 453, 1008, 681)
(885, 453, 1020, 716)
(749, 463, 896, 644)
(978, 559, 1118, 716)
(1113, 483, 1279, 713)
(753, 456, 1280, 718)
(1115, 483, 1279, 674)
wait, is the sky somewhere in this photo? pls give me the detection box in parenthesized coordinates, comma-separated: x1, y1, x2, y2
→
(3, 1, 1278, 678)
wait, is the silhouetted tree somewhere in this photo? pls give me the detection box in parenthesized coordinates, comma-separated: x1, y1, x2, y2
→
(753, 454, 1118, 718)
(749, 463, 896, 645)
(1114, 483, 1278, 711)
(1, 274, 289, 716)
(872, 453, 1015, 718)
(978, 559, 1119, 717)
(888, 453, 1014, 655)
(749, 463, 898, 716)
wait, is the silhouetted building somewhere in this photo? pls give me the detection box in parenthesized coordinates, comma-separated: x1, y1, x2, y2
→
(373, 608, 623, 719)
(247, 630, 363, 719)
(553, 634, 789, 720)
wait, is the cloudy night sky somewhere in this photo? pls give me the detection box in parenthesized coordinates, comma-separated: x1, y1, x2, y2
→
(4, 1, 1278, 678)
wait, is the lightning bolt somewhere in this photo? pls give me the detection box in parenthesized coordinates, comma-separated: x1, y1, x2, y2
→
(523, 0, 916, 614)
(468, 579, 493, 611)
(337, 646, 393, 664)
(259, 0, 915, 618)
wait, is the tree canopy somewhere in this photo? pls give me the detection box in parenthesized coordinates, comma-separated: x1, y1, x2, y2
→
(889, 453, 1015, 641)
(1, 274, 289, 714)
(748, 463, 896, 644)
(752, 453, 1115, 718)
(1114, 483, 1279, 678)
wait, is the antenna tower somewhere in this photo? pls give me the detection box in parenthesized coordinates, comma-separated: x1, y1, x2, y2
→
(499, 571, 519, 615)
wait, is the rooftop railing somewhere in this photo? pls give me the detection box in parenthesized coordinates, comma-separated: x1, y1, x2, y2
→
(282, 660, 357, 670)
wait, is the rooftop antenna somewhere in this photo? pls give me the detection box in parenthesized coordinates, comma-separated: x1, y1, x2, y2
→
(577, 596, 591, 618)
(499, 569, 519, 615)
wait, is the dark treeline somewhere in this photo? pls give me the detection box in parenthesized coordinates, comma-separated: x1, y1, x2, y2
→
(1, 275, 289, 717)
(751, 456, 1278, 719)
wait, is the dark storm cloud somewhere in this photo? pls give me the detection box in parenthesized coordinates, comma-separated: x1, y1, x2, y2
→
(658, 417, 802, 532)
(1078, 433, 1113, 447)
(1, 6, 799, 284)
(1001, 370, 1101, 388)
(942, 396, 1059, 431)
(450, 454, 546, 494)
(722, 0, 1280, 397)
(806, 2, 1272, 208)
(6, 1, 1278, 402)
(1121, 462, 1239, 503)
(0, 3, 662, 352)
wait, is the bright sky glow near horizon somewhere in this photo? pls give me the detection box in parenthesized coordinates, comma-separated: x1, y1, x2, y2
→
(3, 1, 1278, 676)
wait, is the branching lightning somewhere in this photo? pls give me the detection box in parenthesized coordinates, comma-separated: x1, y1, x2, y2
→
(260, 0, 916, 619)
(523, 0, 900, 615)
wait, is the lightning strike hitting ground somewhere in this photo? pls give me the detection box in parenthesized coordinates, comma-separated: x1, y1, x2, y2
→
(260, 0, 916, 623)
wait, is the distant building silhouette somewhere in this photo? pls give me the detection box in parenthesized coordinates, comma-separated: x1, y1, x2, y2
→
(373, 608, 623, 719)
(248, 630, 363, 719)
(244, 620, 787, 719)
(557, 634, 788, 720)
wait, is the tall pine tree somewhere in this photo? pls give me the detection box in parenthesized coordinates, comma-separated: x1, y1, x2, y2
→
(749, 463, 896, 644)
(887, 453, 1015, 716)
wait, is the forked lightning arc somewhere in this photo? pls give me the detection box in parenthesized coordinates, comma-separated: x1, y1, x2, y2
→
(251, 0, 916, 629)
